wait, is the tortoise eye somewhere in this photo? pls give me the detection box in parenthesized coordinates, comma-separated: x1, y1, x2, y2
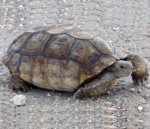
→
(120, 65, 125, 69)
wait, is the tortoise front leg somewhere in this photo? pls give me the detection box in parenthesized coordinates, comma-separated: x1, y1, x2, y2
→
(75, 60, 133, 99)
(9, 75, 29, 92)
(74, 72, 118, 99)
(125, 54, 149, 86)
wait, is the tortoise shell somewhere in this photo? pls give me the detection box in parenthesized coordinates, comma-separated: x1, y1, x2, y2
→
(3, 26, 119, 92)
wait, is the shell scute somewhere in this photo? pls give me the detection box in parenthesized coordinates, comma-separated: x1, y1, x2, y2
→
(60, 60, 79, 91)
(90, 36, 113, 55)
(20, 31, 50, 55)
(46, 59, 62, 90)
(9, 32, 32, 52)
(69, 39, 99, 64)
(2, 52, 13, 67)
(43, 34, 74, 58)
(77, 54, 116, 84)
(19, 56, 32, 82)
(32, 56, 49, 88)
(9, 53, 20, 68)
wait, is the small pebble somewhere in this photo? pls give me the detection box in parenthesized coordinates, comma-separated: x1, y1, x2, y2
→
(112, 27, 120, 31)
(12, 95, 26, 106)
(19, 5, 24, 9)
(145, 84, 150, 88)
(19, 24, 24, 27)
(130, 88, 135, 92)
(20, 18, 25, 21)
(138, 106, 143, 111)
(47, 93, 51, 97)
(137, 88, 142, 93)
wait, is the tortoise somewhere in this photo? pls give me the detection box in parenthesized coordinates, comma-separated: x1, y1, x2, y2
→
(2, 26, 149, 98)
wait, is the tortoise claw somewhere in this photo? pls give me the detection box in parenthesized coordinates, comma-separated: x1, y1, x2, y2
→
(9, 81, 29, 92)
(74, 88, 87, 99)
(132, 73, 149, 86)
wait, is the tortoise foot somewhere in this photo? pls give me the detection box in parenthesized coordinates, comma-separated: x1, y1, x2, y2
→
(126, 54, 149, 86)
(9, 75, 29, 92)
(74, 88, 91, 99)
(132, 73, 149, 86)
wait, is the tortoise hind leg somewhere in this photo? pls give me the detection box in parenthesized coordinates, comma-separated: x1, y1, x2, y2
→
(125, 54, 149, 86)
(9, 75, 29, 92)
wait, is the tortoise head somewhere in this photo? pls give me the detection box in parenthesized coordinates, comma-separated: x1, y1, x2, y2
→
(108, 60, 133, 78)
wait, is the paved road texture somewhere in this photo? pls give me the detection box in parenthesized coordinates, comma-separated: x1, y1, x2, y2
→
(0, 0, 150, 129)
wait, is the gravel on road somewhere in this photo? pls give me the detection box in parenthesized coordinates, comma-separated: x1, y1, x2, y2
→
(0, 0, 150, 129)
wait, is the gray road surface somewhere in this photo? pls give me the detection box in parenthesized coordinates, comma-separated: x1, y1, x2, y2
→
(0, 0, 150, 129)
